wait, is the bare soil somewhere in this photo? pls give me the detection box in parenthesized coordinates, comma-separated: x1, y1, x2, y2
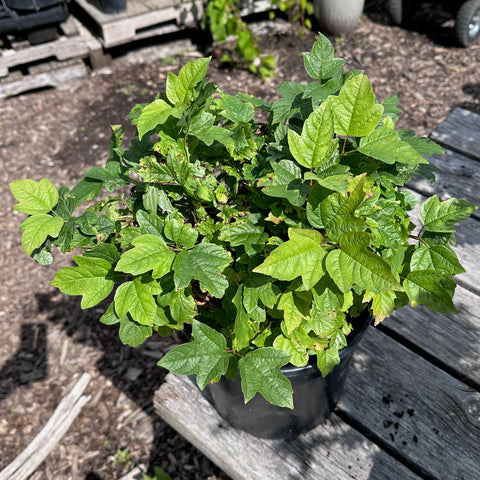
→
(1, 2, 479, 479)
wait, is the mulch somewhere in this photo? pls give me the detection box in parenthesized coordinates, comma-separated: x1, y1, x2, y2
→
(0, 2, 479, 479)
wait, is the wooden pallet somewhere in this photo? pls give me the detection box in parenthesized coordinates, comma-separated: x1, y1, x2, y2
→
(0, 59, 88, 99)
(72, 0, 272, 48)
(0, 16, 90, 78)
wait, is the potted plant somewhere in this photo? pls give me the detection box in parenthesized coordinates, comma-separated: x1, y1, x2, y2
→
(10, 34, 476, 439)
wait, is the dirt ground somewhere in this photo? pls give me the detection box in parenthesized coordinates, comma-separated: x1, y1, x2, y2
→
(0, 1, 479, 479)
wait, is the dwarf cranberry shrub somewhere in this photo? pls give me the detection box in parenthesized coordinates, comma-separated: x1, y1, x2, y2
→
(10, 35, 476, 408)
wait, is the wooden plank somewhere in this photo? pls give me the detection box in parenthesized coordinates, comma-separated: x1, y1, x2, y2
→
(154, 373, 420, 480)
(340, 328, 480, 479)
(0, 373, 91, 480)
(73, 0, 272, 48)
(0, 61, 88, 99)
(408, 149, 480, 212)
(430, 108, 480, 161)
(381, 285, 480, 388)
(0, 33, 89, 78)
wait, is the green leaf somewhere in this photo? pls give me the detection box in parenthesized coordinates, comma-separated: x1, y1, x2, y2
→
(288, 101, 337, 169)
(420, 195, 477, 233)
(271, 82, 310, 124)
(358, 125, 428, 166)
(10, 178, 59, 215)
(404, 270, 457, 313)
(217, 93, 254, 123)
(410, 244, 465, 275)
(173, 243, 232, 297)
(114, 275, 162, 325)
(188, 111, 233, 150)
(303, 33, 345, 80)
(326, 231, 403, 293)
(232, 285, 258, 351)
(243, 275, 279, 312)
(84, 243, 121, 264)
(137, 99, 175, 140)
(278, 291, 305, 334)
(253, 228, 327, 290)
(218, 218, 267, 250)
(166, 57, 210, 105)
(157, 320, 231, 389)
(273, 335, 308, 367)
(398, 130, 445, 156)
(331, 74, 383, 137)
(364, 290, 397, 323)
(119, 316, 153, 347)
(51, 256, 114, 308)
(20, 214, 64, 256)
(169, 288, 196, 325)
(259, 159, 309, 207)
(239, 347, 293, 408)
(164, 218, 198, 248)
(116, 234, 175, 279)
(136, 210, 165, 237)
(316, 348, 340, 376)
(307, 175, 368, 238)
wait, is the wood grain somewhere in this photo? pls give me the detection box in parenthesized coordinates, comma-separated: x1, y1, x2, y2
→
(154, 373, 420, 480)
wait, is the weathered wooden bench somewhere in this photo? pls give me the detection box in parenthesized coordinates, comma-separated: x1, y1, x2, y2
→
(154, 107, 480, 480)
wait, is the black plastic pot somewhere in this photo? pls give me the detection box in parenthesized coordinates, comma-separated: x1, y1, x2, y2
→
(207, 311, 372, 439)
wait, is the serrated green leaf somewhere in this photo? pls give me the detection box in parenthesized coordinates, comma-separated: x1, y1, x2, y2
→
(136, 210, 165, 237)
(326, 231, 403, 293)
(219, 218, 267, 250)
(188, 111, 233, 150)
(157, 320, 230, 389)
(119, 316, 153, 347)
(259, 159, 309, 207)
(137, 99, 174, 140)
(358, 125, 428, 166)
(114, 275, 162, 325)
(404, 270, 457, 313)
(243, 274, 279, 312)
(398, 130, 445, 156)
(173, 243, 232, 297)
(164, 218, 198, 248)
(100, 302, 122, 325)
(166, 57, 210, 105)
(331, 74, 383, 137)
(364, 290, 397, 323)
(10, 178, 59, 215)
(303, 33, 346, 80)
(232, 285, 258, 351)
(20, 214, 64, 256)
(271, 82, 310, 124)
(273, 335, 308, 367)
(51, 256, 114, 308)
(217, 93, 254, 123)
(316, 348, 340, 376)
(169, 288, 196, 325)
(411, 244, 465, 275)
(83, 243, 121, 265)
(420, 195, 477, 233)
(288, 100, 337, 169)
(116, 234, 175, 279)
(239, 347, 293, 408)
(307, 175, 368, 238)
(278, 291, 305, 334)
(253, 228, 326, 290)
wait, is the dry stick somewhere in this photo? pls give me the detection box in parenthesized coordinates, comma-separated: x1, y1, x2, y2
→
(0, 373, 91, 480)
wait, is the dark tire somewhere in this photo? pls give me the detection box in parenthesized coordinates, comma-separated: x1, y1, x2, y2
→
(456, 0, 480, 46)
(386, 0, 413, 26)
